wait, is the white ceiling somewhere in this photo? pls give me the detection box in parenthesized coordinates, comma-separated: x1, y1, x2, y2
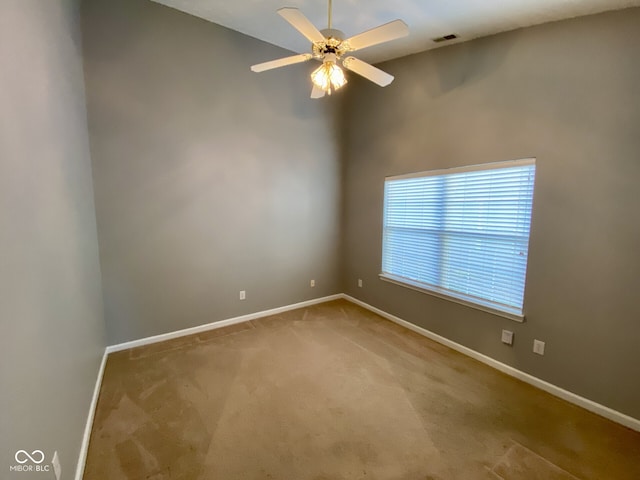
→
(151, 0, 640, 63)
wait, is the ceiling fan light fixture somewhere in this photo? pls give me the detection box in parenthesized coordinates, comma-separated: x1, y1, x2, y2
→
(310, 54, 347, 95)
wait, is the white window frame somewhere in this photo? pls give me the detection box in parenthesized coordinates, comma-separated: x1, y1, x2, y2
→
(380, 158, 536, 322)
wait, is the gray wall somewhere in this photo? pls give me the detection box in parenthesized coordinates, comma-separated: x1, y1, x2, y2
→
(81, 0, 342, 345)
(0, 0, 106, 477)
(342, 8, 640, 418)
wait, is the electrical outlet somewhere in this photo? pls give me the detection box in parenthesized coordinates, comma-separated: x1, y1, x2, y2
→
(310, 279, 315, 287)
(501, 330, 514, 345)
(239, 290, 246, 300)
(533, 339, 545, 355)
(358, 279, 363, 288)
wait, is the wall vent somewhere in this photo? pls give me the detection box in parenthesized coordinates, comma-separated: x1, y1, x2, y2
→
(433, 34, 459, 43)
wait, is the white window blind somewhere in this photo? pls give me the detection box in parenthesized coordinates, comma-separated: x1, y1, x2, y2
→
(381, 159, 536, 319)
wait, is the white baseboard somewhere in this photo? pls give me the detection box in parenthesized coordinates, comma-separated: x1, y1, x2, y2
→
(75, 348, 108, 480)
(343, 294, 640, 433)
(106, 294, 343, 354)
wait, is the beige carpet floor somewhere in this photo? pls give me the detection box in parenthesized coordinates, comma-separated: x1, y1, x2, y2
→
(83, 299, 640, 479)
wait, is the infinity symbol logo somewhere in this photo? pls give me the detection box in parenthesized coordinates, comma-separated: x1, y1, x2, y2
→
(15, 450, 45, 464)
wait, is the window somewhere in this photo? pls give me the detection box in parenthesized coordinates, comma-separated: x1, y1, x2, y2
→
(381, 159, 536, 321)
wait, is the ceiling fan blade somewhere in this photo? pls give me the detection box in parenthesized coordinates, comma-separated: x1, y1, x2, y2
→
(251, 53, 312, 73)
(311, 84, 326, 99)
(342, 57, 394, 87)
(277, 7, 326, 44)
(345, 19, 409, 52)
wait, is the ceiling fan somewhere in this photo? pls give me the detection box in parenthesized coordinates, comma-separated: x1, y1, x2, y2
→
(250, 0, 409, 98)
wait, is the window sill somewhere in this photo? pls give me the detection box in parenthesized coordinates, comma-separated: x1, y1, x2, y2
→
(379, 273, 525, 323)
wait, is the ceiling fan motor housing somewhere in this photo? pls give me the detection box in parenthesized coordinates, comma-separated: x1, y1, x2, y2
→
(320, 28, 345, 40)
(313, 28, 351, 59)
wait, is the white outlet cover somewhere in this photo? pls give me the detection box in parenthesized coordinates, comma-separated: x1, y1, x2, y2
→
(358, 279, 363, 288)
(501, 330, 514, 345)
(533, 339, 545, 355)
(310, 279, 315, 287)
(239, 290, 246, 300)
